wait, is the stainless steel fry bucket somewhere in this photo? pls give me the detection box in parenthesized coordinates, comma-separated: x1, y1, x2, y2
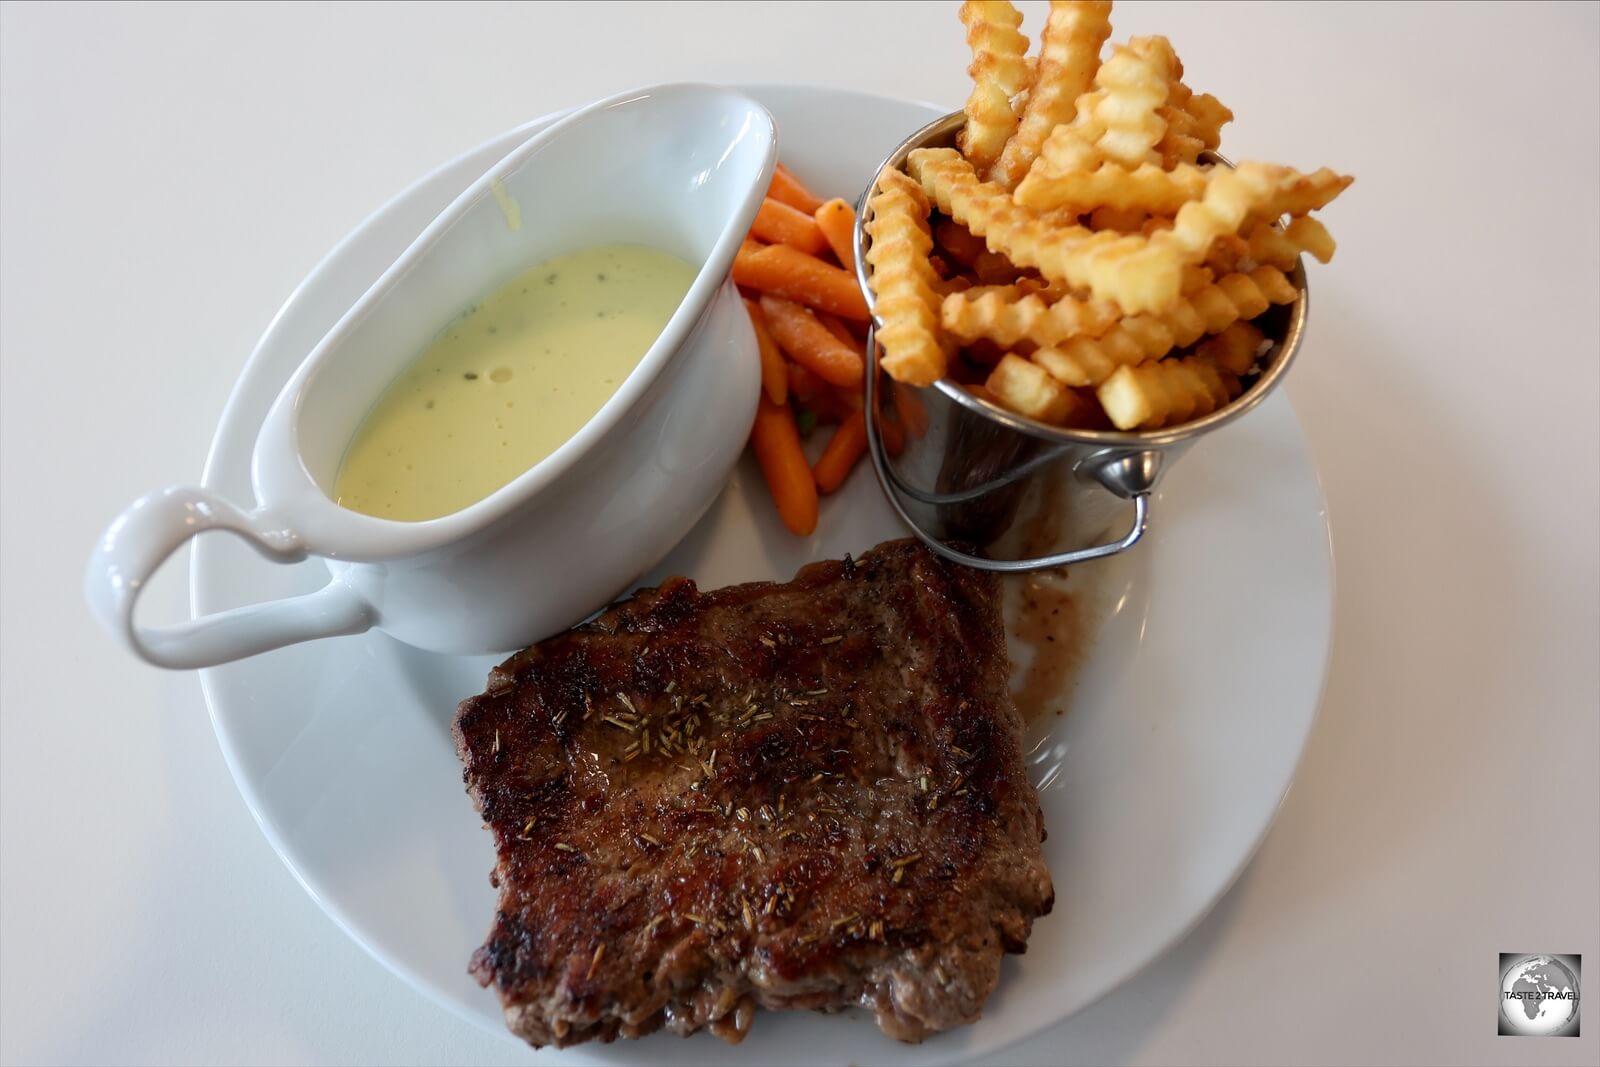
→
(851, 112, 1309, 572)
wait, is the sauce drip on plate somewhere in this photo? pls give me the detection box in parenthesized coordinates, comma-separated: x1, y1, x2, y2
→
(1004, 474, 1086, 722)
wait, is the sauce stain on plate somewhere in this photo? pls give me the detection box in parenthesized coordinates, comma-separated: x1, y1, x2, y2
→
(1009, 573, 1086, 722)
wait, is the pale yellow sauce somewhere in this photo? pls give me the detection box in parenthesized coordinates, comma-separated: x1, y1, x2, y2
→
(334, 243, 696, 521)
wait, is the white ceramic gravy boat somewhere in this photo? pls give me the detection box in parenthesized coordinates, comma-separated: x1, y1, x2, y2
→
(87, 84, 776, 669)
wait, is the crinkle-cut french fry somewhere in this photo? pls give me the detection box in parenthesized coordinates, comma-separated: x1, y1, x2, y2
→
(1203, 232, 1250, 274)
(954, 278, 1058, 302)
(1095, 36, 1179, 165)
(1254, 168, 1355, 220)
(991, 0, 1113, 188)
(1089, 204, 1150, 232)
(1234, 216, 1337, 270)
(1006, 58, 1038, 117)
(1032, 265, 1297, 386)
(1107, 163, 1288, 300)
(912, 149, 1340, 316)
(1096, 354, 1242, 429)
(942, 285, 1120, 348)
(1282, 215, 1336, 261)
(986, 353, 1090, 423)
(1139, 37, 1232, 167)
(909, 148, 1168, 308)
(957, 1, 1033, 173)
(1160, 163, 1351, 260)
(1157, 89, 1232, 169)
(1179, 264, 1215, 294)
(1087, 163, 1350, 310)
(865, 168, 948, 386)
(1184, 92, 1232, 149)
(1029, 36, 1177, 178)
(965, 382, 1001, 406)
(1015, 160, 1210, 214)
(1193, 320, 1266, 376)
(1154, 116, 1204, 169)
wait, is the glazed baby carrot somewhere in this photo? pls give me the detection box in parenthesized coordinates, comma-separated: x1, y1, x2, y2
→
(750, 396, 818, 537)
(750, 197, 830, 256)
(813, 409, 868, 494)
(733, 243, 870, 320)
(758, 295, 864, 389)
(767, 162, 825, 214)
(813, 198, 858, 271)
(742, 298, 789, 406)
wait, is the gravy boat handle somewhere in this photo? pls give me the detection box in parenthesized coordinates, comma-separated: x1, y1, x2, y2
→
(85, 486, 375, 669)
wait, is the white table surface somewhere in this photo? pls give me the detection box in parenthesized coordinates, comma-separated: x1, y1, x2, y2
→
(2, 2, 1597, 1064)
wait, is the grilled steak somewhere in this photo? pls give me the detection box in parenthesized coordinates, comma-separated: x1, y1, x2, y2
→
(452, 539, 1053, 1048)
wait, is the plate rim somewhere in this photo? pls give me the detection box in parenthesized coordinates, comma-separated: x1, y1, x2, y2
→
(191, 83, 1336, 1064)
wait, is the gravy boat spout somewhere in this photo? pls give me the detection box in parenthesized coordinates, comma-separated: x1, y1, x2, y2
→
(87, 84, 777, 668)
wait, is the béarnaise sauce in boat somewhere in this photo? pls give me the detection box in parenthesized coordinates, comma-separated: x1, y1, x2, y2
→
(334, 243, 696, 521)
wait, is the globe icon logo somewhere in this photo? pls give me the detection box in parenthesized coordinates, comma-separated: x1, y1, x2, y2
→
(1500, 955, 1580, 1037)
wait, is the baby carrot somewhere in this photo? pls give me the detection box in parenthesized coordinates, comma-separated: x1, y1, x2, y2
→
(813, 198, 858, 271)
(786, 364, 853, 424)
(733, 243, 869, 320)
(758, 295, 864, 389)
(751, 197, 830, 256)
(767, 163, 825, 214)
(891, 381, 929, 438)
(813, 409, 868, 494)
(750, 396, 818, 537)
(877, 406, 906, 457)
(742, 298, 789, 406)
(786, 361, 827, 405)
(815, 310, 857, 348)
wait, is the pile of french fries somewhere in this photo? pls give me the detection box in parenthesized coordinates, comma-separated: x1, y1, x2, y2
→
(866, 0, 1354, 432)
(736, 164, 887, 537)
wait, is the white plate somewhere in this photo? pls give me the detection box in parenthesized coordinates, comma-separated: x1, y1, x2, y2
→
(192, 85, 1332, 1065)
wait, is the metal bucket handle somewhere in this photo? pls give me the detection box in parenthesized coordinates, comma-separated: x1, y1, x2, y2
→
(850, 111, 1308, 573)
(861, 327, 1153, 573)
